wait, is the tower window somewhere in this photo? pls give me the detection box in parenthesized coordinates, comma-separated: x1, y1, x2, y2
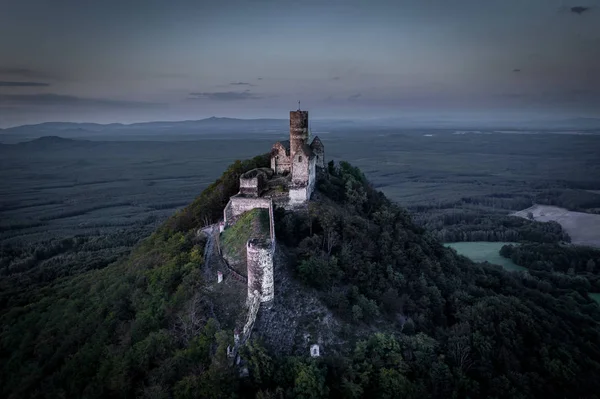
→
(298, 156, 303, 162)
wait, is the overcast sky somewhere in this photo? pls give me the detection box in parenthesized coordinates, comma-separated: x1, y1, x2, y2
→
(1, 0, 599, 127)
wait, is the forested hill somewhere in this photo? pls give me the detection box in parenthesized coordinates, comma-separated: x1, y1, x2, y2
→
(2, 156, 600, 399)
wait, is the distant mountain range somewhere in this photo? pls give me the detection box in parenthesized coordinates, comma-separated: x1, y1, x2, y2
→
(1, 116, 599, 142)
(0, 117, 287, 135)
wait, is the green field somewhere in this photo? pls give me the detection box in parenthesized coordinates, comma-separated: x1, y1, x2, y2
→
(445, 241, 526, 272)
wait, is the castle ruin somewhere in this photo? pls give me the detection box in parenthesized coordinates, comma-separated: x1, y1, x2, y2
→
(222, 107, 325, 306)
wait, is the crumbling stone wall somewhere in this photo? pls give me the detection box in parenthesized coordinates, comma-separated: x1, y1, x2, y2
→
(267, 199, 275, 242)
(239, 169, 268, 197)
(289, 186, 309, 205)
(247, 238, 274, 303)
(310, 137, 325, 170)
(308, 156, 316, 195)
(243, 290, 261, 340)
(289, 156, 316, 204)
(271, 143, 291, 174)
(225, 196, 272, 224)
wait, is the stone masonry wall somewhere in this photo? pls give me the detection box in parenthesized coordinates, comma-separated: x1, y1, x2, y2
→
(239, 169, 269, 197)
(308, 156, 316, 195)
(289, 186, 308, 205)
(312, 142, 325, 169)
(225, 196, 272, 224)
(271, 144, 291, 174)
(289, 110, 309, 157)
(292, 153, 310, 186)
(289, 156, 316, 205)
(267, 199, 275, 242)
(247, 238, 274, 303)
(239, 176, 259, 196)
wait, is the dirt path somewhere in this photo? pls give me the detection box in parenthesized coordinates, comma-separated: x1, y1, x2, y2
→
(201, 224, 218, 283)
(202, 224, 247, 284)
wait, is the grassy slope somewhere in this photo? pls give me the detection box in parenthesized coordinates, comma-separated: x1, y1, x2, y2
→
(221, 208, 270, 273)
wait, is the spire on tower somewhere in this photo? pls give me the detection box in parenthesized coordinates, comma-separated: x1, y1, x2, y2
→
(298, 100, 301, 111)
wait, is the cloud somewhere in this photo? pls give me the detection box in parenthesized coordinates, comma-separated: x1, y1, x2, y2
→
(495, 89, 600, 104)
(512, 69, 521, 73)
(331, 76, 341, 81)
(0, 67, 36, 76)
(348, 93, 362, 101)
(571, 6, 590, 14)
(257, 77, 263, 80)
(230, 81, 255, 86)
(188, 90, 262, 101)
(0, 81, 50, 87)
(0, 67, 56, 80)
(0, 93, 163, 108)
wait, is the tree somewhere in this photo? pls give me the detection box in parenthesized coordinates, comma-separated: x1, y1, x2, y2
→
(292, 362, 329, 399)
(587, 259, 596, 273)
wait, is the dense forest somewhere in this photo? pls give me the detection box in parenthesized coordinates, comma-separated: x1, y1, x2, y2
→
(501, 243, 600, 293)
(408, 185, 600, 244)
(0, 154, 270, 399)
(414, 209, 569, 244)
(2, 156, 600, 398)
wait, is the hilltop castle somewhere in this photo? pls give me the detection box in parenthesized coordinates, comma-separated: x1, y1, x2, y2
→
(217, 108, 326, 356)
(221, 108, 325, 306)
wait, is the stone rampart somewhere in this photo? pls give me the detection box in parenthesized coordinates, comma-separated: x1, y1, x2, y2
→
(268, 199, 275, 242)
(246, 238, 274, 303)
(239, 168, 272, 197)
(225, 196, 271, 225)
(239, 175, 262, 197)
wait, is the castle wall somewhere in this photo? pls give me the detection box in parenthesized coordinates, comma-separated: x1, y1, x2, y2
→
(247, 238, 274, 303)
(227, 196, 272, 223)
(313, 145, 325, 169)
(289, 157, 316, 205)
(292, 153, 310, 186)
(239, 176, 260, 196)
(223, 199, 234, 225)
(267, 199, 275, 242)
(289, 186, 308, 205)
(239, 174, 267, 197)
(243, 290, 261, 340)
(271, 145, 291, 174)
(308, 156, 316, 195)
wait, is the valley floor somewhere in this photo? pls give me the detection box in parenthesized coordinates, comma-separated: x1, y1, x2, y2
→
(511, 205, 600, 248)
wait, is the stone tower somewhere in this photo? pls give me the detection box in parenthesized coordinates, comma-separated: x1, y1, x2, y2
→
(289, 110, 309, 158)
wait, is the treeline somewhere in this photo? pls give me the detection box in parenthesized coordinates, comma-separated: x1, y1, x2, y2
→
(413, 210, 569, 244)
(0, 228, 155, 311)
(535, 189, 600, 212)
(409, 194, 532, 214)
(501, 243, 600, 292)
